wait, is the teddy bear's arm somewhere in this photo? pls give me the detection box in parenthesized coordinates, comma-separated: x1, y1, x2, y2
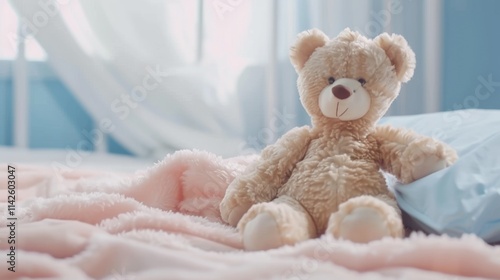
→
(220, 126, 312, 226)
(372, 124, 457, 184)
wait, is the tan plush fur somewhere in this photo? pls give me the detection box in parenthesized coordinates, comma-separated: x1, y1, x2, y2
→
(220, 28, 458, 250)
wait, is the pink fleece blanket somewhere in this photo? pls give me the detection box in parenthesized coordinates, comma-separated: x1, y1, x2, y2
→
(1, 150, 499, 280)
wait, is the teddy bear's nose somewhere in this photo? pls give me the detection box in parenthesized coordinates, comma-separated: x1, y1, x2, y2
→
(332, 85, 351, 100)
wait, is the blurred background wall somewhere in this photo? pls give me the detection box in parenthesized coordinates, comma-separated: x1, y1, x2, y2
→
(442, 0, 500, 111)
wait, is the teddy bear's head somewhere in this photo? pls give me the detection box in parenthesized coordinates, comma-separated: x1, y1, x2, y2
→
(290, 28, 415, 131)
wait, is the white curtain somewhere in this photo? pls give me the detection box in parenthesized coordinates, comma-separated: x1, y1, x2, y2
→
(10, 0, 442, 158)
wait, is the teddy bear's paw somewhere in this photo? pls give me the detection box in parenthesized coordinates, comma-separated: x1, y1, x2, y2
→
(331, 207, 392, 243)
(411, 155, 446, 181)
(401, 138, 449, 183)
(243, 212, 284, 251)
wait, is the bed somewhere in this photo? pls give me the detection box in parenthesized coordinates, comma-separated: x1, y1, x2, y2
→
(1, 109, 499, 280)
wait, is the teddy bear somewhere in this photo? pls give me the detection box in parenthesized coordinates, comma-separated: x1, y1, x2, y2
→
(219, 28, 458, 251)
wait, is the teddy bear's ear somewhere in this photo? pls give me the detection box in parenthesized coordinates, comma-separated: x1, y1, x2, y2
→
(374, 33, 416, 83)
(290, 29, 329, 72)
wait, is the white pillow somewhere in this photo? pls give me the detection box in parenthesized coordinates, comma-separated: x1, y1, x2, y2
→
(379, 109, 500, 244)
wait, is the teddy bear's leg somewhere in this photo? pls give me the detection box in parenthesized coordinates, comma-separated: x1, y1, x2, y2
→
(326, 195, 403, 243)
(237, 195, 317, 251)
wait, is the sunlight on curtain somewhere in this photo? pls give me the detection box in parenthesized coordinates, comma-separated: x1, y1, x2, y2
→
(202, 0, 259, 103)
(6, 0, 443, 157)
(0, 0, 18, 60)
(57, 0, 106, 58)
(0, 0, 47, 61)
(8, 0, 249, 158)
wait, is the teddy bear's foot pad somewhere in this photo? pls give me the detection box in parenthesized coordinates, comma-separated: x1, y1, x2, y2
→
(243, 213, 284, 251)
(336, 207, 390, 243)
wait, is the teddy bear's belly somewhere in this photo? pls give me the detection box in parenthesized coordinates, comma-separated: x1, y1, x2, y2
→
(277, 154, 389, 234)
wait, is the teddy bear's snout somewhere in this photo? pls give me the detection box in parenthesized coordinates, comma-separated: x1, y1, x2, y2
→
(319, 78, 371, 121)
(332, 85, 351, 100)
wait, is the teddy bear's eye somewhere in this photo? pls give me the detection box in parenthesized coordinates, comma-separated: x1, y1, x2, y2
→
(328, 77, 335, 84)
(358, 78, 367, 86)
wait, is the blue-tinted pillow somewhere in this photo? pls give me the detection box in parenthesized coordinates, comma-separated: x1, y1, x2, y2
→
(379, 109, 500, 244)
